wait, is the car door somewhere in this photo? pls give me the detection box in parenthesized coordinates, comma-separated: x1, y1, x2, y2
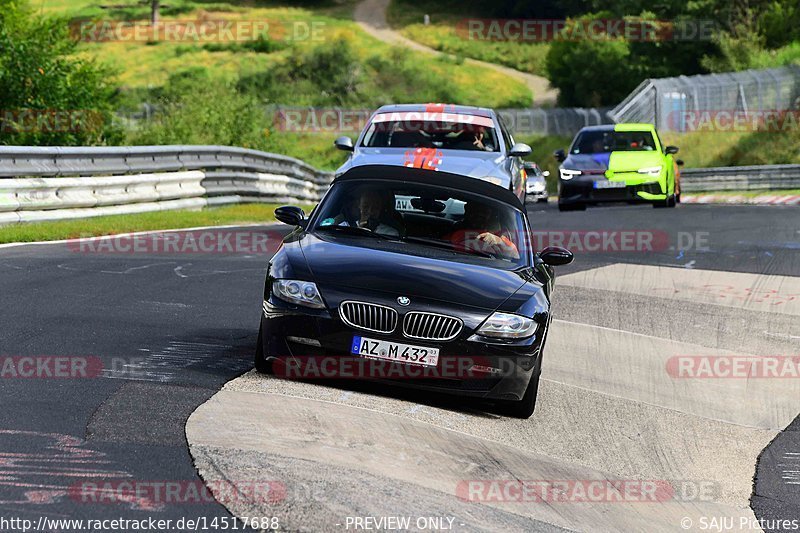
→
(497, 115, 525, 200)
(653, 128, 675, 193)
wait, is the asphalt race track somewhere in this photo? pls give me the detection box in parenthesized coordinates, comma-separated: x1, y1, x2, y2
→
(1, 203, 798, 532)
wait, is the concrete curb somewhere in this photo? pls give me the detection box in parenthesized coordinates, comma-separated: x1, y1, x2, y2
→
(682, 194, 800, 205)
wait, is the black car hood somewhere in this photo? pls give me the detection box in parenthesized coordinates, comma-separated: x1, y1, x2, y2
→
(293, 232, 528, 311)
(337, 148, 511, 188)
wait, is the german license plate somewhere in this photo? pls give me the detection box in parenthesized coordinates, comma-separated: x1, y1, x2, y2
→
(351, 336, 439, 367)
(593, 180, 626, 189)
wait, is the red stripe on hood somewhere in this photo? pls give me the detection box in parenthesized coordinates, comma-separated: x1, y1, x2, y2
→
(403, 147, 443, 170)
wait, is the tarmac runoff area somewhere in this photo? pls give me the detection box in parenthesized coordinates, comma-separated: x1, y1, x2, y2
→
(186, 263, 800, 532)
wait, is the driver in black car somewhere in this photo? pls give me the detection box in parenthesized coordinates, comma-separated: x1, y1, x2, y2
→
(322, 188, 406, 237)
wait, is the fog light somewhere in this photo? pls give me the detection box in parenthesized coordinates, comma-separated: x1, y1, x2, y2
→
(287, 336, 321, 347)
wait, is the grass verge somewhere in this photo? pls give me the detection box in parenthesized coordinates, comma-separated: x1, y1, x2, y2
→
(387, 0, 550, 77)
(46, 0, 531, 108)
(0, 203, 308, 244)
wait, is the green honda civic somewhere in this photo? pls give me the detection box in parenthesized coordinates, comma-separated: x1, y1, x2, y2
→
(554, 123, 683, 211)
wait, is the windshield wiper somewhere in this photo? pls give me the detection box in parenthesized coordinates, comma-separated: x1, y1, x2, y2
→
(401, 236, 496, 259)
(315, 224, 399, 241)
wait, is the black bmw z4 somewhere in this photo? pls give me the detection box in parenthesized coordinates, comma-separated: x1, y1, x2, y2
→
(255, 164, 573, 418)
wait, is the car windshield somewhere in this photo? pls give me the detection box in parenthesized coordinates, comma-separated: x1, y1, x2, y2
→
(571, 130, 657, 154)
(361, 112, 500, 152)
(311, 180, 528, 267)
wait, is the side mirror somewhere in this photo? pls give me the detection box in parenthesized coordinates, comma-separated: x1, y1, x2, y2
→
(665, 145, 679, 155)
(539, 246, 573, 266)
(542, 170, 550, 177)
(275, 205, 306, 226)
(554, 149, 566, 162)
(334, 136, 354, 152)
(509, 143, 531, 157)
(675, 159, 684, 166)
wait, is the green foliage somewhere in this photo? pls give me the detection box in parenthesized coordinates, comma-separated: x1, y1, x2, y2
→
(546, 13, 718, 106)
(700, 25, 766, 72)
(0, 0, 121, 145)
(128, 69, 347, 169)
(236, 36, 530, 108)
(546, 34, 633, 107)
(127, 69, 266, 147)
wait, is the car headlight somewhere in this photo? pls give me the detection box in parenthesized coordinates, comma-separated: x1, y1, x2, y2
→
(272, 280, 325, 309)
(559, 168, 581, 180)
(637, 166, 662, 177)
(477, 312, 537, 339)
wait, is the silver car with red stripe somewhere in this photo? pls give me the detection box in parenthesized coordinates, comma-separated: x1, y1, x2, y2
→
(334, 104, 531, 202)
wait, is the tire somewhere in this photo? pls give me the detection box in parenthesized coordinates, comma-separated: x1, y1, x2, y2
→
(497, 373, 540, 419)
(254, 324, 274, 374)
(653, 194, 676, 208)
(537, 197, 548, 203)
(558, 202, 585, 212)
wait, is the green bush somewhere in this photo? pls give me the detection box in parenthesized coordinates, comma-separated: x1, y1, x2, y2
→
(235, 37, 527, 108)
(0, 0, 121, 145)
(546, 35, 633, 107)
(545, 13, 715, 106)
(128, 69, 265, 147)
(128, 69, 346, 169)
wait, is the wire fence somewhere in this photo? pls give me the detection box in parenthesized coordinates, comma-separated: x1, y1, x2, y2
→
(264, 106, 614, 138)
(609, 66, 800, 132)
(498, 108, 613, 137)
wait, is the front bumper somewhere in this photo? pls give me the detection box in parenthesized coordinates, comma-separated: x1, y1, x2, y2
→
(559, 175, 666, 205)
(526, 189, 549, 201)
(260, 293, 544, 401)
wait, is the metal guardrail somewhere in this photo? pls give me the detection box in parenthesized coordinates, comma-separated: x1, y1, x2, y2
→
(0, 145, 334, 224)
(0, 145, 796, 224)
(680, 165, 800, 192)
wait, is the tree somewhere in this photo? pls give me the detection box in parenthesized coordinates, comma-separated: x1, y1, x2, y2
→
(0, 0, 121, 145)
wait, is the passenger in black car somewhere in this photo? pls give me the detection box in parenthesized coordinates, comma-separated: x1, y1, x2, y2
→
(446, 201, 520, 260)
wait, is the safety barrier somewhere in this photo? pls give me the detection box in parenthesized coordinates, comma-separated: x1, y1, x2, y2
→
(0, 146, 334, 224)
(0, 145, 795, 225)
(680, 165, 800, 192)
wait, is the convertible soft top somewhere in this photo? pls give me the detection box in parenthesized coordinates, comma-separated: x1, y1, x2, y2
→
(332, 164, 524, 211)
